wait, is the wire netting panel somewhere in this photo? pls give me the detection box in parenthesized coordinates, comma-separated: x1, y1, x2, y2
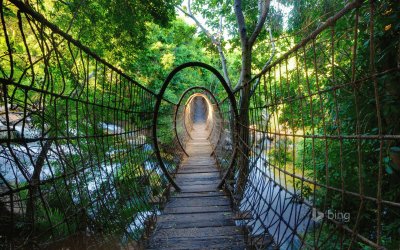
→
(213, 97, 235, 180)
(157, 99, 185, 177)
(175, 99, 192, 151)
(0, 1, 176, 248)
(221, 1, 400, 249)
(2, 0, 399, 249)
(174, 88, 224, 154)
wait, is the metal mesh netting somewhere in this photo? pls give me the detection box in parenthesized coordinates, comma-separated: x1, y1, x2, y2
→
(218, 0, 400, 249)
(2, 0, 400, 249)
(0, 0, 183, 248)
(174, 87, 225, 156)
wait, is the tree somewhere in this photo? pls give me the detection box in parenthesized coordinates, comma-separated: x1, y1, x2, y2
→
(1, 0, 185, 244)
(179, 0, 274, 195)
(26, 0, 181, 66)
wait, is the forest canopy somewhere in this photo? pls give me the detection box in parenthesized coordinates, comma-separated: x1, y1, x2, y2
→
(1, 0, 399, 249)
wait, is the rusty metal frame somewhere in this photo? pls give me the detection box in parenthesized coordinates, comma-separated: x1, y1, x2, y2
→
(183, 103, 193, 140)
(173, 86, 224, 157)
(153, 62, 239, 192)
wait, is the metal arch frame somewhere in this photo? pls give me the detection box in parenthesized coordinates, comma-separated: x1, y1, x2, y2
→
(183, 93, 210, 133)
(185, 93, 216, 137)
(183, 102, 193, 139)
(183, 95, 197, 138)
(173, 86, 224, 157)
(153, 62, 239, 192)
(185, 92, 223, 155)
(185, 93, 212, 139)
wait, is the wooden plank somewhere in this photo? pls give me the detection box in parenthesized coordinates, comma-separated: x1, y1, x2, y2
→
(172, 191, 224, 198)
(148, 123, 245, 249)
(234, 210, 253, 220)
(178, 165, 217, 170)
(178, 168, 219, 174)
(180, 164, 216, 169)
(186, 149, 212, 151)
(182, 158, 214, 161)
(186, 153, 212, 156)
(151, 226, 243, 239)
(179, 184, 219, 192)
(165, 196, 230, 207)
(186, 153, 212, 157)
(156, 212, 235, 229)
(163, 205, 231, 214)
(175, 172, 219, 179)
(182, 162, 215, 166)
(181, 162, 214, 165)
(177, 179, 219, 186)
(183, 158, 214, 162)
(186, 143, 210, 146)
(186, 149, 212, 152)
(183, 155, 213, 158)
(176, 176, 220, 182)
(187, 147, 211, 149)
(176, 171, 218, 177)
(180, 164, 215, 168)
(148, 236, 246, 250)
(176, 178, 220, 184)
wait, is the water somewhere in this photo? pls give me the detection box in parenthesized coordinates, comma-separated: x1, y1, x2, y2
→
(238, 144, 312, 249)
(1, 120, 314, 248)
(0, 124, 159, 242)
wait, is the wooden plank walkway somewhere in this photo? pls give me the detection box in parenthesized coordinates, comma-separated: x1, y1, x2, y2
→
(147, 124, 246, 249)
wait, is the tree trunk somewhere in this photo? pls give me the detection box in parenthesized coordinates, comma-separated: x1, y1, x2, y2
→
(26, 138, 53, 233)
(236, 46, 252, 198)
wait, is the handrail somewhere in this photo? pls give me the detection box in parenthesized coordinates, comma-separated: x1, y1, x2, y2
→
(7, 0, 176, 105)
(232, 0, 364, 95)
(153, 62, 240, 192)
(173, 86, 224, 157)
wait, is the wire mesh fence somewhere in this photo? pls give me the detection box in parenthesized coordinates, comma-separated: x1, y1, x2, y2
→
(2, 0, 400, 249)
(0, 0, 183, 248)
(173, 87, 225, 156)
(218, 0, 400, 249)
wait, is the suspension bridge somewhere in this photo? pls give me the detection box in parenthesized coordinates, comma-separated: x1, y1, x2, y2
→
(1, 0, 399, 249)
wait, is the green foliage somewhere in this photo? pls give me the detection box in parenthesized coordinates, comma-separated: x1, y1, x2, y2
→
(0, 0, 187, 245)
(267, 0, 400, 248)
(270, 138, 293, 163)
(36, 206, 77, 239)
(3, 0, 399, 248)
(32, 0, 181, 63)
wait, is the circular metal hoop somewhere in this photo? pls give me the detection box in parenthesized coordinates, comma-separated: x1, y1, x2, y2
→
(173, 86, 224, 157)
(153, 62, 239, 192)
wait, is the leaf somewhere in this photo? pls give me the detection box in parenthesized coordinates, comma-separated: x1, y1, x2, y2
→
(383, 156, 390, 164)
(3, 6, 17, 17)
(385, 165, 393, 175)
(371, 127, 379, 133)
(390, 146, 400, 153)
(363, 40, 370, 48)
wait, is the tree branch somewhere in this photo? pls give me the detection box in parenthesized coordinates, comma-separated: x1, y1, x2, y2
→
(219, 13, 223, 40)
(234, 0, 247, 47)
(250, 26, 275, 97)
(64, 0, 88, 34)
(232, 0, 249, 90)
(178, 3, 217, 45)
(177, 1, 232, 86)
(248, 0, 271, 47)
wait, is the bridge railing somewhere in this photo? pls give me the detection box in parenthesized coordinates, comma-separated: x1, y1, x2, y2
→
(2, 0, 400, 249)
(0, 0, 183, 248)
(173, 87, 226, 155)
(219, 0, 400, 249)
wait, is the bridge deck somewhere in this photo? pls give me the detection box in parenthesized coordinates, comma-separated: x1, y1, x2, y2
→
(147, 124, 245, 249)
